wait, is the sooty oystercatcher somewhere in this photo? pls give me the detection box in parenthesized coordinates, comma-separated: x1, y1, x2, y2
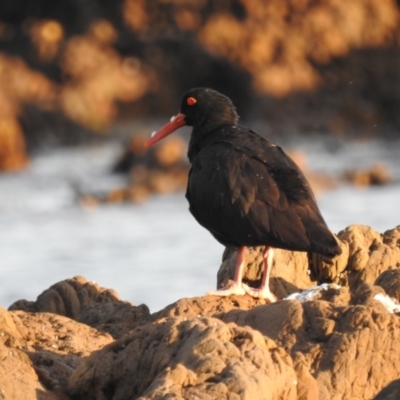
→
(145, 88, 341, 302)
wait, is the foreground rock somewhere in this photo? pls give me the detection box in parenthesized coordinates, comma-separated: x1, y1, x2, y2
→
(0, 305, 112, 399)
(4, 224, 400, 399)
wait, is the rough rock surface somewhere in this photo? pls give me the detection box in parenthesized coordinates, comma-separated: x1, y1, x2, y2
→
(5, 224, 400, 400)
(69, 317, 299, 400)
(9, 276, 151, 338)
(217, 246, 317, 299)
(216, 225, 400, 300)
(0, 305, 112, 399)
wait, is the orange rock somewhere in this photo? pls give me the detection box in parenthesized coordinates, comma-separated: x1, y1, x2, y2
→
(6, 225, 400, 400)
(0, 116, 29, 171)
(68, 316, 299, 400)
(9, 276, 151, 339)
(343, 163, 391, 187)
(126, 184, 150, 203)
(154, 137, 186, 168)
(29, 20, 64, 61)
(106, 188, 127, 203)
(217, 225, 400, 301)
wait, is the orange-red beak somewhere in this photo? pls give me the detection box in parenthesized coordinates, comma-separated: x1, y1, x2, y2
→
(145, 113, 187, 147)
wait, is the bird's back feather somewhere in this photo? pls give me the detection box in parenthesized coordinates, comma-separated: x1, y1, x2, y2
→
(186, 125, 341, 256)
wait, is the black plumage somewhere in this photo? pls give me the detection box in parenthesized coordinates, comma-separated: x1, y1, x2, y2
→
(146, 88, 341, 300)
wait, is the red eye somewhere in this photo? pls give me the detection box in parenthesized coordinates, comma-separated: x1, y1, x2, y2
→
(187, 97, 197, 106)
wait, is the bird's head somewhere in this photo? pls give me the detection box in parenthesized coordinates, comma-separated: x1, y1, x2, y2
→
(145, 88, 238, 147)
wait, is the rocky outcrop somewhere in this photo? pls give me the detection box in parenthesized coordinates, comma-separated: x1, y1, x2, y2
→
(4, 224, 400, 399)
(69, 317, 300, 400)
(0, 305, 112, 399)
(9, 276, 151, 339)
(216, 224, 400, 299)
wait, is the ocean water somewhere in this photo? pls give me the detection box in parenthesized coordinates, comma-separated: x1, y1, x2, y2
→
(0, 138, 399, 312)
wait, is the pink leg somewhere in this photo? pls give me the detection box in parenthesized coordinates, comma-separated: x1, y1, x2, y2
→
(207, 246, 247, 296)
(243, 246, 276, 302)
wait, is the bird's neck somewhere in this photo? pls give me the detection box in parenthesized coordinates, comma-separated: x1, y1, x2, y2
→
(187, 126, 209, 163)
(187, 123, 229, 163)
(188, 110, 239, 163)
(195, 106, 238, 132)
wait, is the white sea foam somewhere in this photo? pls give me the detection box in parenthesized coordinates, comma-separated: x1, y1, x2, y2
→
(284, 283, 341, 302)
(374, 293, 400, 314)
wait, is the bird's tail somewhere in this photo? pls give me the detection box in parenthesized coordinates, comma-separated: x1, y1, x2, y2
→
(307, 223, 342, 256)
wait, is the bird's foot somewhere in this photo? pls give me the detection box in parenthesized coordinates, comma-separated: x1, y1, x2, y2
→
(242, 283, 277, 302)
(206, 283, 246, 297)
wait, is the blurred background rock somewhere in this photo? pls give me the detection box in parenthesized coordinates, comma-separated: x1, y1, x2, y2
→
(1, 0, 400, 173)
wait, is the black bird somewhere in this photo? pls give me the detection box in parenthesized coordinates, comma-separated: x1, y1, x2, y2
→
(145, 88, 341, 301)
